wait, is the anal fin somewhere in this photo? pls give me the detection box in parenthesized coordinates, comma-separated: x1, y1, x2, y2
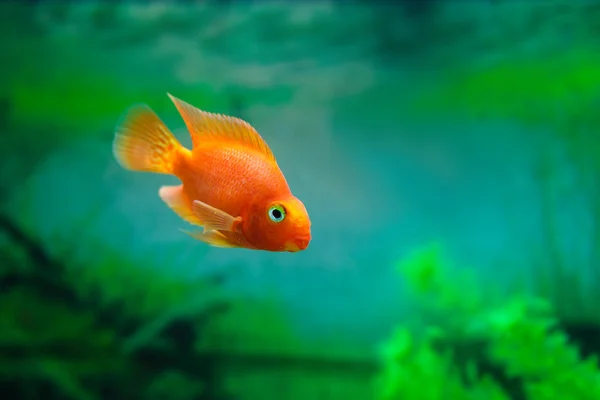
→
(181, 229, 241, 248)
(158, 185, 204, 227)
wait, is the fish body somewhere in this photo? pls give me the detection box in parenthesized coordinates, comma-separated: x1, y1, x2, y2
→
(112, 93, 311, 252)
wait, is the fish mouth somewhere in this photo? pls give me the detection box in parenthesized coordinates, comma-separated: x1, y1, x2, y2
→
(285, 235, 311, 252)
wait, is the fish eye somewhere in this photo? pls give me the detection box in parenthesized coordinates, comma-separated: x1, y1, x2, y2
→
(268, 204, 286, 223)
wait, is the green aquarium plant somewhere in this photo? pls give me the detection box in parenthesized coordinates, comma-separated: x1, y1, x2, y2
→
(2, 208, 356, 400)
(0, 212, 234, 400)
(375, 243, 600, 400)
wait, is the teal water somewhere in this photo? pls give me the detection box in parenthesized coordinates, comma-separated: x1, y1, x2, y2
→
(2, 1, 600, 399)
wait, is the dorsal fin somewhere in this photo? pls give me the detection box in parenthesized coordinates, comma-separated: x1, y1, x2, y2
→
(167, 93, 276, 161)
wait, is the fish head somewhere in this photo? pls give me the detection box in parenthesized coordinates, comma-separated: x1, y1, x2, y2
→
(245, 195, 312, 252)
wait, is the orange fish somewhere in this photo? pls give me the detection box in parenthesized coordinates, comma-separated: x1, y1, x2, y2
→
(112, 93, 311, 252)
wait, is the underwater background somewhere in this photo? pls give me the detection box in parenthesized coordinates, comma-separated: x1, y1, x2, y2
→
(2, 0, 600, 399)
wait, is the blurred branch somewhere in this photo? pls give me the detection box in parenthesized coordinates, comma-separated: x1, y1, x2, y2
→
(123, 301, 230, 355)
(0, 213, 53, 267)
(0, 212, 78, 304)
(197, 350, 378, 374)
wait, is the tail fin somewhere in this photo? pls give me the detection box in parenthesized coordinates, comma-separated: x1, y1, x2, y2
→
(113, 105, 182, 174)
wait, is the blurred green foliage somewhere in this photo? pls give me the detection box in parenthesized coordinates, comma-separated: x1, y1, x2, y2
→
(413, 48, 600, 126)
(0, 212, 379, 400)
(375, 244, 600, 400)
(9, 76, 228, 132)
(0, 211, 234, 399)
(411, 47, 600, 325)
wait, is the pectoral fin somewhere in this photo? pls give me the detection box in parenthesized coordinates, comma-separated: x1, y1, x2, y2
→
(192, 200, 242, 233)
